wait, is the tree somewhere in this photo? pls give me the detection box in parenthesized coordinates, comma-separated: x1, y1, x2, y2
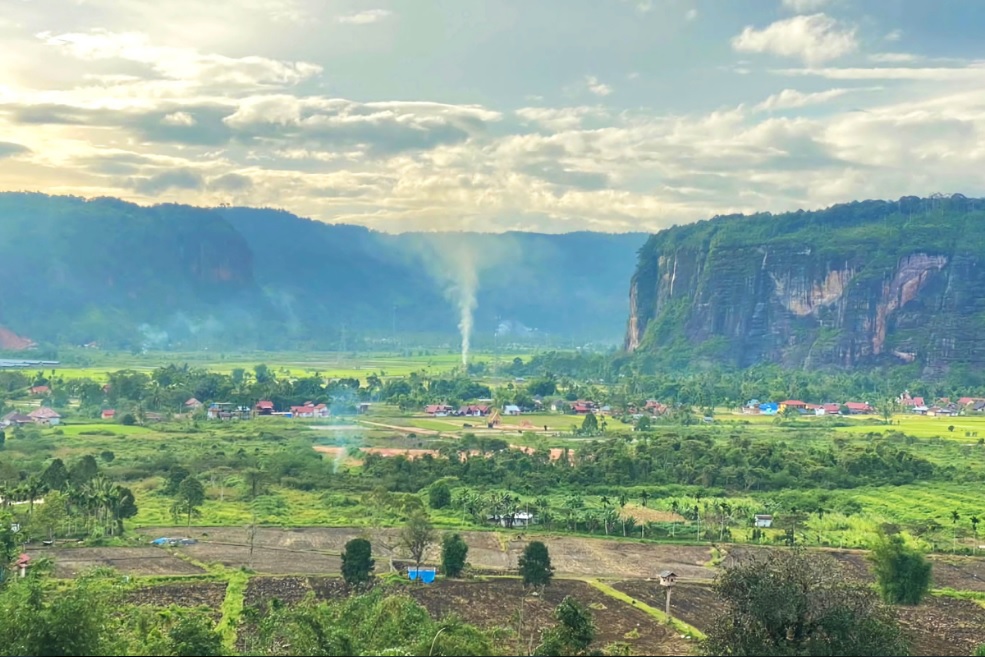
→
(69, 455, 99, 487)
(341, 538, 375, 586)
(175, 476, 205, 527)
(30, 490, 67, 541)
(164, 465, 190, 495)
(534, 596, 596, 656)
(41, 459, 69, 491)
(400, 512, 437, 572)
(0, 430, 5, 449)
(704, 549, 908, 656)
(441, 533, 469, 578)
(429, 482, 452, 509)
(868, 532, 932, 605)
(519, 541, 554, 589)
(580, 412, 598, 435)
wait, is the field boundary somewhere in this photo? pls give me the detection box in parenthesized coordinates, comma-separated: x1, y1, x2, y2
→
(582, 578, 706, 641)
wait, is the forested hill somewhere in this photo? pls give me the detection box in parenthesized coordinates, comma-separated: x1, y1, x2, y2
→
(0, 193, 645, 350)
(626, 194, 985, 372)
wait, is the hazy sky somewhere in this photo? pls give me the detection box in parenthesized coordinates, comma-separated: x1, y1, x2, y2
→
(1, 0, 984, 232)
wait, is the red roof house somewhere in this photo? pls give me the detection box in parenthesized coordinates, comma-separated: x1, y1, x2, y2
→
(822, 403, 842, 415)
(254, 400, 275, 415)
(290, 403, 329, 418)
(845, 402, 873, 414)
(780, 400, 807, 408)
(101, 409, 116, 420)
(571, 401, 594, 414)
(30, 385, 50, 396)
(185, 398, 204, 409)
(425, 404, 453, 416)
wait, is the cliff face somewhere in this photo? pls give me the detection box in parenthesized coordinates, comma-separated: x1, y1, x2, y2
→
(626, 195, 985, 370)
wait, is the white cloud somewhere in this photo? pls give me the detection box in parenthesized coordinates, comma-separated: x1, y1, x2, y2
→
(336, 9, 392, 25)
(685, 8, 699, 21)
(37, 30, 321, 92)
(162, 111, 197, 126)
(732, 14, 858, 65)
(585, 75, 613, 97)
(755, 88, 852, 111)
(885, 29, 903, 42)
(776, 65, 985, 80)
(781, 0, 830, 12)
(868, 52, 922, 64)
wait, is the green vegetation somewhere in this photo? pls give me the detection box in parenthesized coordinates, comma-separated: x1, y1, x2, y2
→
(341, 538, 375, 586)
(520, 542, 554, 589)
(441, 533, 469, 578)
(629, 195, 985, 371)
(869, 531, 933, 605)
(400, 512, 437, 572)
(704, 550, 909, 656)
(533, 596, 596, 656)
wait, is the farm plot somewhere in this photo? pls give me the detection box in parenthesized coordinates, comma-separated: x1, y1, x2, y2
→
(134, 527, 717, 578)
(409, 578, 693, 656)
(613, 580, 722, 632)
(26, 546, 206, 577)
(243, 576, 350, 610)
(125, 581, 227, 618)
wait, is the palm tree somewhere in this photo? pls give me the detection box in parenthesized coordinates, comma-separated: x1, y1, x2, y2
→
(618, 493, 629, 536)
(951, 510, 961, 553)
(971, 516, 980, 553)
(23, 475, 46, 516)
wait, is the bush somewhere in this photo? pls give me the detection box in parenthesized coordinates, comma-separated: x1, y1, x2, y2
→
(341, 538, 374, 586)
(869, 532, 932, 605)
(428, 482, 451, 509)
(441, 533, 468, 578)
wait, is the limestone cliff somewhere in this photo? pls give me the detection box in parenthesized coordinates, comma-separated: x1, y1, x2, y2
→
(626, 195, 985, 370)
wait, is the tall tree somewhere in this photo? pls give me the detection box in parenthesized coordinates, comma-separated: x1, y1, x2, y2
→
(704, 549, 908, 656)
(175, 476, 205, 527)
(441, 533, 469, 578)
(519, 541, 554, 589)
(341, 538, 375, 586)
(400, 512, 436, 573)
(868, 531, 932, 605)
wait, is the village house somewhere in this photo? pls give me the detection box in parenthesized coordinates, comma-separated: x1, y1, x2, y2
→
(185, 398, 204, 411)
(844, 401, 873, 415)
(487, 511, 535, 528)
(571, 400, 596, 415)
(1, 412, 33, 428)
(503, 404, 521, 416)
(754, 514, 773, 528)
(645, 400, 667, 415)
(290, 403, 329, 419)
(425, 404, 453, 417)
(29, 385, 50, 396)
(28, 406, 61, 426)
(458, 404, 490, 417)
(254, 400, 275, 415)
(779, 400, 807, 410)
(101, 409, 116, 420)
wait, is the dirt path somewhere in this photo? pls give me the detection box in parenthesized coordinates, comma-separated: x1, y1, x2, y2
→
(355, 420, 440, 435)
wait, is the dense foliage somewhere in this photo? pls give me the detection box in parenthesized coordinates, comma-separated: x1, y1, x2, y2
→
(704, 549, 909, 656)
(341, 538, 375, 586)
(519, 541, 554, 588)
(868, 531, 933, 605)
(441, 533, 469, 578)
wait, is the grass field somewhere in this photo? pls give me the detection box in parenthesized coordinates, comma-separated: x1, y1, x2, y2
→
(42, 351, 533, 382)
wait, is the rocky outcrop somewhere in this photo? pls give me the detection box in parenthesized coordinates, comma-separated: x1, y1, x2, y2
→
(626, 195, 985, 371)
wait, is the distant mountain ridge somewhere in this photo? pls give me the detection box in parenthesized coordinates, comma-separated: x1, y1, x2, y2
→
(626, 194, 985, 372)
(0, 193, 645, 350)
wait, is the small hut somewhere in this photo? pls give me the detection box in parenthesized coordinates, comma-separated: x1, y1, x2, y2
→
(659, 570, 677, 616)
(16, 553, 30, 578)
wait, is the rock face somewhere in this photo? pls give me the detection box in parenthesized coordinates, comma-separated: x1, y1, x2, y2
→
(626, 195, 985, 371)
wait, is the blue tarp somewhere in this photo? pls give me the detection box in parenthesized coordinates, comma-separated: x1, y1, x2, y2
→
(408, 568, 436, 584)
(759, 402, 779, 415)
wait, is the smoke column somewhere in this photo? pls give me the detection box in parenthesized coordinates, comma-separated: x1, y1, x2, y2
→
(453, 264, 478, 366)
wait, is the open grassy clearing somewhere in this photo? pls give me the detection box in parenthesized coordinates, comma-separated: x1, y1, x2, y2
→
(43, 351, 532, 382)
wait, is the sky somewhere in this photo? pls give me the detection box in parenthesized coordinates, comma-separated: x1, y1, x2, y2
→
(1, 0, 985, 233)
